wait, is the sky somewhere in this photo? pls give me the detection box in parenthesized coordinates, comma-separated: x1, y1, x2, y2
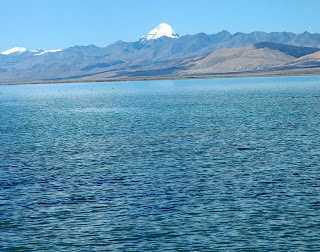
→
(0, 0, 319, 52)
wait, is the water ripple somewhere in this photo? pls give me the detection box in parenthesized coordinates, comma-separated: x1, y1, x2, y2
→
(1, 77, 320, 250)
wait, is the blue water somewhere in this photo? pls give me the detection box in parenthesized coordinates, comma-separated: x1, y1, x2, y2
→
(1, 76, 320, 251)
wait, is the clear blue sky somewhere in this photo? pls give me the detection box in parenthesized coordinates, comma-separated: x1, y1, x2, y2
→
(0, 0, 319, 52)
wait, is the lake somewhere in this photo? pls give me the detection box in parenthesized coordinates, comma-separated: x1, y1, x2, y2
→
(1, 76, 320, 251)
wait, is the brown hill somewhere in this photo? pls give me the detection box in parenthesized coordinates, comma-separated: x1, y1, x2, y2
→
(182, 45, 296, 75)
(284, 51, 320, 68)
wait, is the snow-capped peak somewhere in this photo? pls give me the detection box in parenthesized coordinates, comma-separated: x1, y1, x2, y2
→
(1, 47, 27, 55)
(140, 23, 179, 41)
(1, 47, 62, 56)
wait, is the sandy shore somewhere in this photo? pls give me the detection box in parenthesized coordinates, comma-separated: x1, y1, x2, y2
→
(0, 71, 319, 86)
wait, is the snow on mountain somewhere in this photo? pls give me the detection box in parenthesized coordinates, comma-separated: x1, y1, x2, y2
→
(29, 49, 43, 53)
(1, 47, 62, 56)
(140, 23, 179, 41)
(1, 47, 27, 55)
(34, 49, 62, 56)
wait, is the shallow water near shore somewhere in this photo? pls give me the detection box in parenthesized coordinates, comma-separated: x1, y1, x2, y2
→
(1, 76, 320, 251)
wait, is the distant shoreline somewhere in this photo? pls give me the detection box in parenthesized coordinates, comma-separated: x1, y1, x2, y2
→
(1, 71, 319, 86)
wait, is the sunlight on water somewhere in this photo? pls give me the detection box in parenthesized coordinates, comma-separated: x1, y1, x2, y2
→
(1, 76, 320, 251)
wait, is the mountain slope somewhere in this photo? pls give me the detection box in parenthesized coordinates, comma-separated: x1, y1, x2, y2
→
(181, 45, 296, 74)
(278, 51, 320, 69)
(65, 43, 319, 81)
(0, 26, 320, 83)
(253, 42, 320, 57)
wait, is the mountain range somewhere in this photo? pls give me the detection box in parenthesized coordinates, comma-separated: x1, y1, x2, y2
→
(0, 24, 320, 84)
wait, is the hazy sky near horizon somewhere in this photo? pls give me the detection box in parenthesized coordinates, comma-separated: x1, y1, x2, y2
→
(1, 0, 319, 52)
